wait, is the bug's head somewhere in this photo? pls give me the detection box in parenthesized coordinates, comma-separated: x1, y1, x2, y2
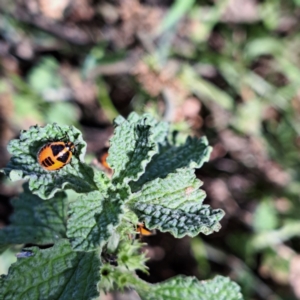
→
(66, 141, 75, 151)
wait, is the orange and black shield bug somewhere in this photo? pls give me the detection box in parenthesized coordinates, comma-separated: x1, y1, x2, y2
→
(37, 141, 75, 171)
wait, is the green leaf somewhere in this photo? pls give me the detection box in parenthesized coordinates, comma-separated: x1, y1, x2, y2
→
(128, 169, 223, 237)
(67, 184, 129, 251)
(2, 123, 98, 199)
(131, 201, 224, 238)
(129, 169, 206, 212)
(0, 240, 101, 300)
(67, 191, 104, 251)
(108, 113, 159, 184)
(137, 275, 243, 300)
(131, 136, 212, 191)
(0, 184, 68, 245)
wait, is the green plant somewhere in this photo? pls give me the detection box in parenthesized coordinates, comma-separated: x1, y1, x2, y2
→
(0, 113, 243, 299)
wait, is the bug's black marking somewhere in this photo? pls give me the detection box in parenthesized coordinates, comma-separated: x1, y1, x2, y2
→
(42, 159, 50, 167)
(41, 160, 48, 167)
(51, 144, 65, 156)
(46, 157, 55, 165)
(43, 157, 54, 167)
(57, 151, 70, 163)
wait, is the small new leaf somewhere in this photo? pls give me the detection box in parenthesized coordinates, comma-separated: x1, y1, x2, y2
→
(137, 275, 243, 300)
(131, 136, 212, 191)
(0, 240, 101, 300)
(0, 184, 67, 245)
(117, 240, 148, 273)
(2, 123, 97, 199)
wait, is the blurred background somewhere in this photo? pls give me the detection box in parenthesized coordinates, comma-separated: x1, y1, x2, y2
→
(0, 0, 300, 299)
